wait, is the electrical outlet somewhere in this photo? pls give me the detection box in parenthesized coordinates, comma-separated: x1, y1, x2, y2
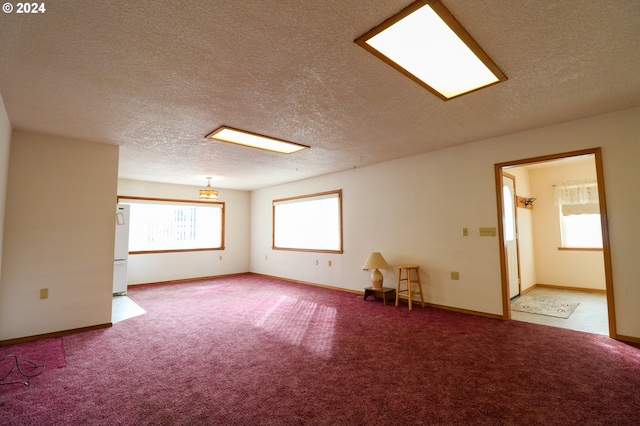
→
(40, 288, 48, 299)
(265, 255, 268, 260)
(450, 271, 460, 280)
(328, 260, 332, 267)
(219, 255, 222, 260)
(315, 259, 319, 266)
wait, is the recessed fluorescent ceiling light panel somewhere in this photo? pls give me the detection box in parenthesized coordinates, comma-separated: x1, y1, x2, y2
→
(355, 0, 507, 100)
(205, 126, 309, 154)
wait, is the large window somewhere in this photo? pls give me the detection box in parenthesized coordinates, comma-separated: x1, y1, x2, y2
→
(559, 206, 602, 249)
(273, 190, 342, 253)
(554, 181, 602, 249)
(119, 197, 224, 253)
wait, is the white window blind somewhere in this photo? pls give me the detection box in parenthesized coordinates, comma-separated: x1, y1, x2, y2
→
(119, 198, 224, 252)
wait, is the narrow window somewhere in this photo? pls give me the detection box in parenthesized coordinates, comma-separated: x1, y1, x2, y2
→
(118, 197, 224, 253)
(273, 190, 343, 253)
(503, 185, 515, 241)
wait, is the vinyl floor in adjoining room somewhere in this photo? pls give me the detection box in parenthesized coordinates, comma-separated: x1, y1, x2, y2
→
(511, 287, 608, 335)
(112, 295, 146, 323)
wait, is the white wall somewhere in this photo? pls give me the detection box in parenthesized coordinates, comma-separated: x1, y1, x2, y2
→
(0, 94, 11, 285)
(527, 158, 605, 290)
(250, 107, 640, 339)
(117, 179, 250, 284)
(0, 131, 119, 341)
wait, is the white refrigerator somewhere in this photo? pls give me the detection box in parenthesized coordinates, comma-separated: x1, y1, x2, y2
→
(113, 204, 130, 295)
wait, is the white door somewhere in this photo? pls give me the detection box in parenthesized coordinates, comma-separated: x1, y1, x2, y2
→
(502, 173, 520, 299)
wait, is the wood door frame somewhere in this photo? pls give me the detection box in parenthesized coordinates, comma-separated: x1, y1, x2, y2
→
(494, 147, 617, 338)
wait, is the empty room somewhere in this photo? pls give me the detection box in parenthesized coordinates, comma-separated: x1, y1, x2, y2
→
(1, 1, 640, 425)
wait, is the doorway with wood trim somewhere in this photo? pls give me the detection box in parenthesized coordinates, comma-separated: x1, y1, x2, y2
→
(494, 148, 616, 338)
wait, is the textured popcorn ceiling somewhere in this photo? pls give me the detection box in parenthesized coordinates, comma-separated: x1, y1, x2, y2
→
(1, 0, 639, 190)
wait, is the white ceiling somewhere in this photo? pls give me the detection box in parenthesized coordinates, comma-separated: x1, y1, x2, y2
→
(1, 0, 639, 191)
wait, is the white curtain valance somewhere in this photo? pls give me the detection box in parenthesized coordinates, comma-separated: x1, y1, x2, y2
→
(561, 203, 600, 216)
(554, 180, 599, 206)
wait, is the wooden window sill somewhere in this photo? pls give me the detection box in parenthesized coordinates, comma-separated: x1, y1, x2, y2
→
(557, 247, 603, 252)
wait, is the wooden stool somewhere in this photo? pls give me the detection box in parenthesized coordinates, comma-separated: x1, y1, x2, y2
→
(395, 265, 425, 310)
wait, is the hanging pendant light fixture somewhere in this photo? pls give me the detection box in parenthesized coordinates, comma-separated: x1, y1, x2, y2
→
(199, 177, 219, 201)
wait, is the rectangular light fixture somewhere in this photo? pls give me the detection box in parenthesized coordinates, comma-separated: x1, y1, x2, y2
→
(355, 0, 507, 100)
(205, 126, 309, 154)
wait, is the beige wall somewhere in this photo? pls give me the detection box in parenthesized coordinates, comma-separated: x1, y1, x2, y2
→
(526, 158, 605, 290)
(0, 131, 118, 341)
(0, 94, 11, 284)
(250, 107, 640, 339)
(117, 179, 250, 284)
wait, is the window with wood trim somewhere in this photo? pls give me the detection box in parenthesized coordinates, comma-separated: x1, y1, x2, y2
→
(559, 209, 602, 249)
(272, 190, 343, 253)
(554, 181, 602, 249)
(118, 197, 224, 253)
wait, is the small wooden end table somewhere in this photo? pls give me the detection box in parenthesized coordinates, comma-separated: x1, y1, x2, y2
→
(363, 287, 396, 305)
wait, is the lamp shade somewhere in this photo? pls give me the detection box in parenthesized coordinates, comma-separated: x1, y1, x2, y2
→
(362, 252, 389, 270)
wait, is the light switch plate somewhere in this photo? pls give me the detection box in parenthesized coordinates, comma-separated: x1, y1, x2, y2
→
(479, 227, 497, 237)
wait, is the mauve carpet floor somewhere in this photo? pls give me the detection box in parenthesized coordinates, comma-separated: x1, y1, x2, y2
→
(1, 273, 640, 425)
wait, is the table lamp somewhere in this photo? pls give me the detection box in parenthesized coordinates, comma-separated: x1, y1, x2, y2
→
(362, 252, 390, 289)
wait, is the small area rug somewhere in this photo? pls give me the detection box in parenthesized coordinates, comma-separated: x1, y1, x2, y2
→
(511, 295, 579, 318)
